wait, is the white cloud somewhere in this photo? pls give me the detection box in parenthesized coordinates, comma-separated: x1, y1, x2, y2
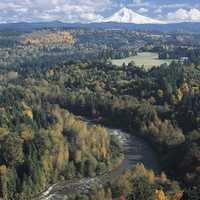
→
(0, 0, 111, 23)
(161, 4, 189, 9)
(0, 1, 200, 24)
(167, 8, 200, 22)
(137, 7, 148, 13)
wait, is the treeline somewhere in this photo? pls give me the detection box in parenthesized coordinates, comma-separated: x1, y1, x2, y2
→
(158, 47, 200, 66)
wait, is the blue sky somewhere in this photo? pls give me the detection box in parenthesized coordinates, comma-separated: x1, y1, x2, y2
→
(0, 0, 200, 23)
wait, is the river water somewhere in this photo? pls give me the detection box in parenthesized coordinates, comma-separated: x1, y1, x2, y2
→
(34, 120, 160, 200)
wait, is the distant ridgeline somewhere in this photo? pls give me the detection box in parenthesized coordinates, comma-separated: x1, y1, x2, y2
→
(1, 21, 200, 33)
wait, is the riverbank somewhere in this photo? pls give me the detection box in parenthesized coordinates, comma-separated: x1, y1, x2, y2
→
(34, 118, 160, 200)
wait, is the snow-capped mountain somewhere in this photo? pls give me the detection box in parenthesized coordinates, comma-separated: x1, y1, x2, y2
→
(102, 7, 164, 24)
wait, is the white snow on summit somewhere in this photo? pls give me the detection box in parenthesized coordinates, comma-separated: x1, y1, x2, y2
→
(101, 7, 164, 24)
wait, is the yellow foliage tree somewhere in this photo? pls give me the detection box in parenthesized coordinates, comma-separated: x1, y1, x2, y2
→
(0, 128, 8, 138)
(0, 165, 7, 200)
(23, 109, 33, 119)
(56, 144, 69, 170)
(74, 150, 82, 163)
(157, 89, 164, 98)
(176, 88, 183, 102)
(155, 190, 168, 200)
(0, 165, 7, 175)
(170, 192, 183, 200)
(20, 124, 33, 141)
(22, 102, 33, 119)
(23, 30, 76, 46)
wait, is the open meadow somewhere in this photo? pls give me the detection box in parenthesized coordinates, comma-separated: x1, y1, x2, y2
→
(111, 52, 174, 69)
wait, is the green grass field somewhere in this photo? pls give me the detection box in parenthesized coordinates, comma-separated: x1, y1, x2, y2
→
(111, 52, 174, 69)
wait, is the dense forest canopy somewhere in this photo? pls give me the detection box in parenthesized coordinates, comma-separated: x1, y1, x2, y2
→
(0, 27, 200, 200)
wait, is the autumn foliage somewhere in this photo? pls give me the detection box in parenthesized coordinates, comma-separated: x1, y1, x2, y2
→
(22, 30, 76, 45)
(155, 190, 183, 200)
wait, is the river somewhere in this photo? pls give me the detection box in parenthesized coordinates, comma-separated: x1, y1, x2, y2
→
(34, 119, 160, 200)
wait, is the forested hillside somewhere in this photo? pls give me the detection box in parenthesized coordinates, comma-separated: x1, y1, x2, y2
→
(0, 80, 122, 199)
(0, 28, 200, 199)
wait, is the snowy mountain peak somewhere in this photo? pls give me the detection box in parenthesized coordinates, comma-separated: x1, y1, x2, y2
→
(102, 7, 164, 24)
(118, 7, 132, 14)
